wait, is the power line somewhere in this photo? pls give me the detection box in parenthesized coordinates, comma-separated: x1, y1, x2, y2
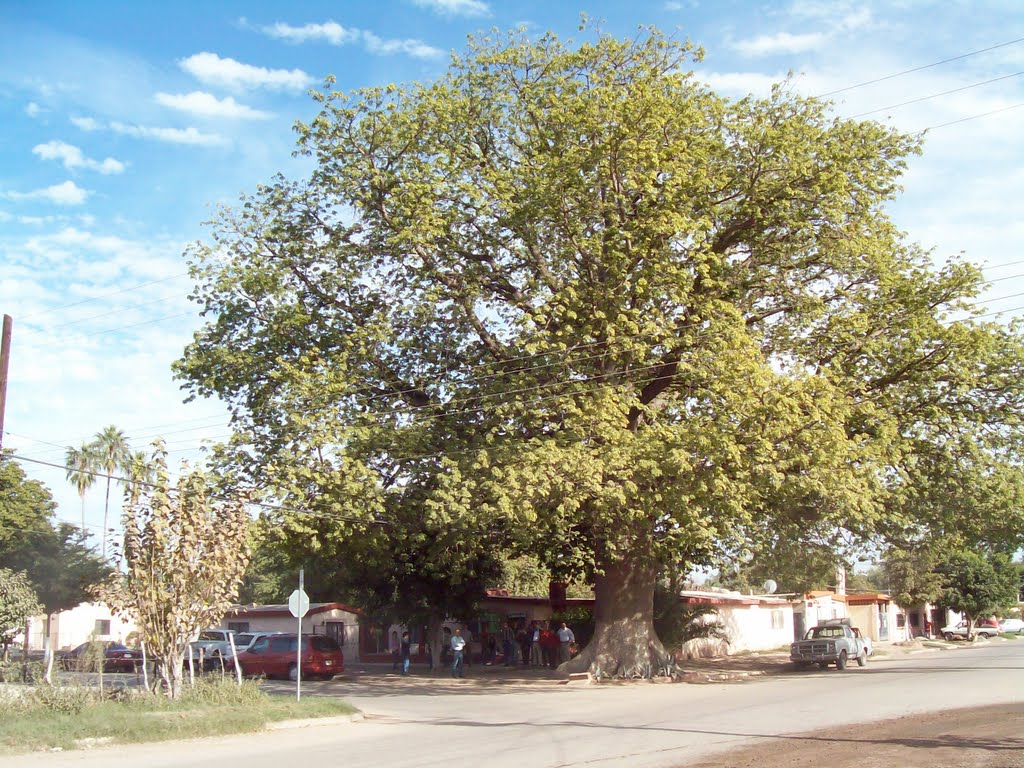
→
(45, 293, 185, 331)
(921, 100, 1024, 131)
(817, 36, 1024, 98)
(7, 453, 395, 528)
(18, 273, 190, 322)
(850, 71, 1024, 118)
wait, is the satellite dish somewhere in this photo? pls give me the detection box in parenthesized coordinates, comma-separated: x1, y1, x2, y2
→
(763, 579, 778, 595)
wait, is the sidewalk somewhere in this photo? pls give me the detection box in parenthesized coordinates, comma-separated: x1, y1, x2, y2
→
(337, 636, 998, 688)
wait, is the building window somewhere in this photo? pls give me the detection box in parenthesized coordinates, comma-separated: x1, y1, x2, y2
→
(227, 622, 250, 633)
(325, 621, 344, 645)
(94, 620, 111, 636)
(770, 610, 785, 629)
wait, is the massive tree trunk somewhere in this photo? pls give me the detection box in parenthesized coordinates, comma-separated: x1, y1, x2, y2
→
(560, 555, 674, 678)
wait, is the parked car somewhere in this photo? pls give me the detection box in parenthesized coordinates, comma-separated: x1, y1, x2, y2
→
(59, 641, 143, 673)
(202, 631, 283, 672)
(234, 634, 343, 681)
(997, 618, 1024, 634)
(188, 629, 236, 664)
(940, 620, 1000, 640)
(790, 619, 870, 670)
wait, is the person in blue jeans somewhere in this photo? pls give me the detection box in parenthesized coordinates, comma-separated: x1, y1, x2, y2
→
(400, 631, 411, 675)
(450, 628, 466, 678)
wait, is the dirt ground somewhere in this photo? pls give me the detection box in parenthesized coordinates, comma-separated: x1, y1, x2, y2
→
(685, 702, 1024, 768)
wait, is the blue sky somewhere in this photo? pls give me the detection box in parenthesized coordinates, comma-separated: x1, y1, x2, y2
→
(2, 0, 1023, 551)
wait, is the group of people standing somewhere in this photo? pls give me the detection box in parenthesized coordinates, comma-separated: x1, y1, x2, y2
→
(500, 619, 575, 669)
(393, 620, 578, 678)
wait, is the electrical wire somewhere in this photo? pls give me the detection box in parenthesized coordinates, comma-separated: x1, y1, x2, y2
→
(849, 71, 1024, 118)
(921, 101, 1024, 131)
(816, 36, 1024, 98)
(18, 273, 190, 322)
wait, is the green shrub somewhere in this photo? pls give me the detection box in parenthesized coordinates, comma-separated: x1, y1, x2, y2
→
(178, 677, 264, 706)
(0, 659, 46, 684)
(26, 685, 98, 715)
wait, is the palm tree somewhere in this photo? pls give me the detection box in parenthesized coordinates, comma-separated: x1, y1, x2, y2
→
(64, 443, 97, 535)
(125, 449, 155, 505)
(90, 425, 131, 558)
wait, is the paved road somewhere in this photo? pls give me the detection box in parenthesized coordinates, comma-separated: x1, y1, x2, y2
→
(7, 642, 1022, 768)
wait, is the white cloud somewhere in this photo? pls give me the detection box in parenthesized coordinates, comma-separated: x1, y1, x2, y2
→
(32, 140, 126, 174)
(412, 0, 490, 17)
(3, 181, 90, 206)
(179, 52, 314, 91)
(71, 116, 101, 131)
(154, 91, 273, 120)
(732, 31, 828, 57)
(362, 32, 443, 59)
(68, 116, 226, 146)
(256, 21, 443, 60)
(701, 71, 781, 97)
(25, 102, 43, 118)
(262, 21, 360, 45)
(108, 121, 226, 146)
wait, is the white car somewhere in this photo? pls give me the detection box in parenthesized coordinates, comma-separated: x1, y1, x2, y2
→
(998, 618, 1024, 634)
(940, 620, 999, 640)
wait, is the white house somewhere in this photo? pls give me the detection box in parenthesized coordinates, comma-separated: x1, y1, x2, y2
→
(25, 601, 138, 651)
(217, 602, 361, 651)
(676, 589, 794, 658)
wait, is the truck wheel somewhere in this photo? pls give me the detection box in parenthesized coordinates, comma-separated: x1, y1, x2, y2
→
(835, 651, 848, 670)
(857, 650, 867, 667)
(288, 663, 299, 682)
(943, 632, 955, 641)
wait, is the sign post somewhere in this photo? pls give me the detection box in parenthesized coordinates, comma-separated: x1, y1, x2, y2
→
(288, 570, 310, 701)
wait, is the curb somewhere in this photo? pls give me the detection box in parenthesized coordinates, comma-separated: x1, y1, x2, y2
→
(266, 712, 364, 731)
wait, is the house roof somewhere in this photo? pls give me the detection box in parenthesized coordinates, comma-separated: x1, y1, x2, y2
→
(483, 590, 594, 607)
(224, 602, 362, 619)
(804, 590, 891, 606)
(677, 589, 791, 607)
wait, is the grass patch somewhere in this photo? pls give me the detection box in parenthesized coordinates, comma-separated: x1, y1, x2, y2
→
(0, 678, 356, 756)
(997, 632, 1021, 640)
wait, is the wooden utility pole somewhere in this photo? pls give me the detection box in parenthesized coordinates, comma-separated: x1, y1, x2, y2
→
(0, 314, 11, 451)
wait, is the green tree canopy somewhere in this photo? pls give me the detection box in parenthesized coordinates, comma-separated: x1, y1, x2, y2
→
(0, 568, 41, 660)
(937, 550, 1019, 633)
(176, 28, 1024, 676)
(1, 454, 108, 617)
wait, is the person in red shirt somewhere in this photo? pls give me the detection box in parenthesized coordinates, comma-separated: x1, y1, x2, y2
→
(540, 622, 559, 668)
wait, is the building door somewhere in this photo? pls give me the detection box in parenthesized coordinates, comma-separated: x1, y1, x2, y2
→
(878, 606, 889, 641)
(325, 621, 345, 646)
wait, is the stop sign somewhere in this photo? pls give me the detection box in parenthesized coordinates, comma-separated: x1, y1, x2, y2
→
(288, 588, 310, 618)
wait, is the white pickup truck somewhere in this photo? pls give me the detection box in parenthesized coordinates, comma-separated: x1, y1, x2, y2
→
(189, 629, 236, 662)
(790, 620, 871, 670)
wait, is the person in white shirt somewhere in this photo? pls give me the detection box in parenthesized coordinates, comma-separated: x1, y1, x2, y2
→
(530, 622, 543, 665)
(557, 622, 575, 664)
(450, 628, 467, 678)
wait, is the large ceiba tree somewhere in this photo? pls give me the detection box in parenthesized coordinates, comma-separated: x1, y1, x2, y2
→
(177, 30, 1024, 676)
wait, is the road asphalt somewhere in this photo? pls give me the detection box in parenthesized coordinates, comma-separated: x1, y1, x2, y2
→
(4, 636, 1021, 768)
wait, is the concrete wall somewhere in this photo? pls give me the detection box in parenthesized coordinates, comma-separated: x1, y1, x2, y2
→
(680, 602, 794, 658)
(27, 602, 138, 651)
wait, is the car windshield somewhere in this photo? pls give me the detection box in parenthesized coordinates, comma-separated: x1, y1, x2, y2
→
(198, 631, 224, 641)
(808, 627, 845, 639)
(234, 634, 255, 647)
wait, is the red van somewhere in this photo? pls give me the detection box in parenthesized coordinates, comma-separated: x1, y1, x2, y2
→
(235, 635, 344, 680)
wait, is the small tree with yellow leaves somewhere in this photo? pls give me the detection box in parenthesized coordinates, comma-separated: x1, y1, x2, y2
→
(107, 443, 250, 698)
